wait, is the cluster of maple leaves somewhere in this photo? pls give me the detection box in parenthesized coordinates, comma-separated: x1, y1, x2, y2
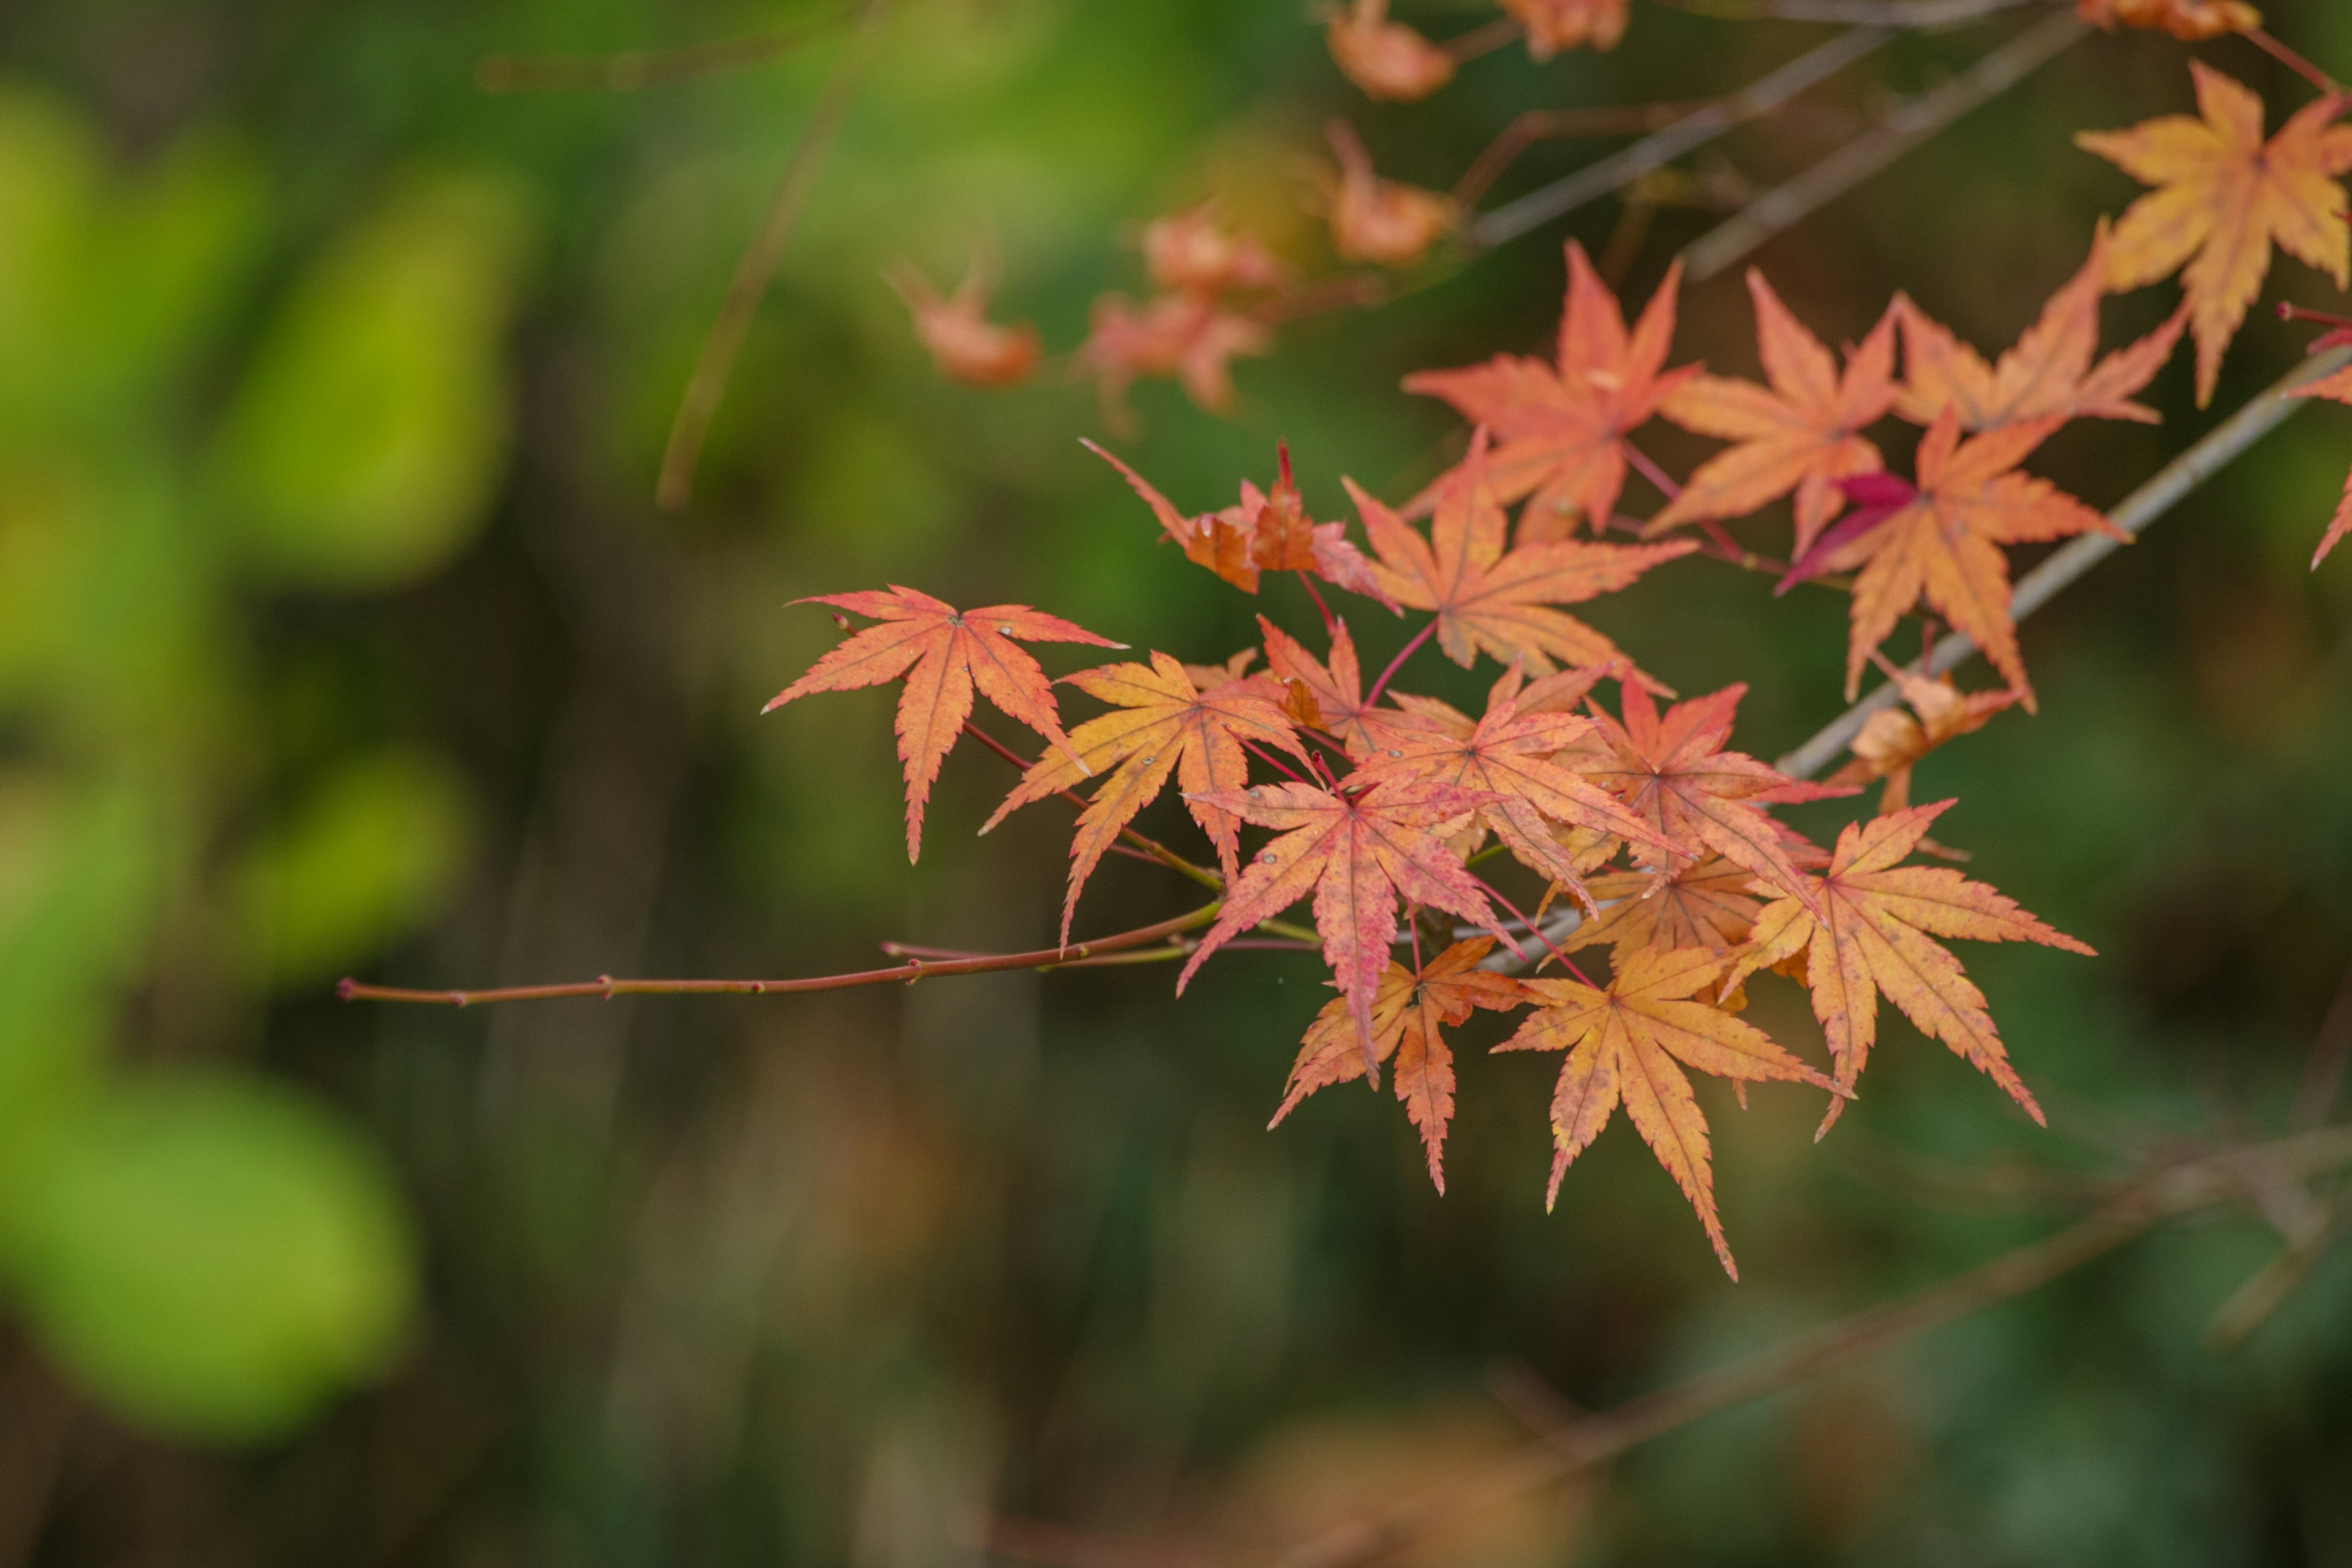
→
(815, 43, 2352, 1273)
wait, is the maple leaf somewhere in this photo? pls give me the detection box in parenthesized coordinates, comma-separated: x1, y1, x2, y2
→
(1182, 647, 1262, 692)
(1725, 801, 2095, 1137)
(1076, 291, 1272, 429)
(1083, 439, 1390, 603)
(2078, 0, 2260, 42)
(1566, 856, 1764, 958)
(1893, 228, 2186, 432)
(1260, 614, 1387, 758)
(1404, 242, 1697, 539)
(1800, 409, 2119, 707)
(885, 256, 1040, 390)
(981, 652, 1309, 942)
(1324, 121, 1459, 270)
(2078, 64, 2352, 406)
(1141, 206, 1292, 296)
(1501, 0, 1629, 59)
(2287, 363, 2352, 568)
(1351, 661, 1679, 899)
(1321, 0, 1455, 103)
(1828, 668, 2021, 818)
(766, 587, 1123, 862)
(1350, 436, 1695, 680)
(1178, 779, 1509, 1072)
(1652, 271, 1896, 556)
(1272, 938, 1526, 1191)
(1583, 682, 1844, 914)
(1498, 944, 1831, 1277)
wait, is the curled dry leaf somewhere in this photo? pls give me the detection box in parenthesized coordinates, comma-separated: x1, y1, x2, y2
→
(1724, 802, 2095, 1137)
(1654, 271, 1896, 556)
(886, 257, 1041, 389)
(1142, 205, 1293, 296)
(1498, 944, 1832, 1278)
(1085, 439, 1390, 603)
(2078, 64, 2352, 406)
(2287, 364, 2352, 568)
(1894, 226, 2186, 433)
(2077, 0, 2260, 40)
(1406, 242, 1696, 540)
(1273, 939, 1525, 1191)
(1501, 0, 1630, 59)
(1076, 290, 1272, 428)
(1322, 0, 1455, 103)
(766, 587, 1124, 861)
(1324, 121, 1460, 269)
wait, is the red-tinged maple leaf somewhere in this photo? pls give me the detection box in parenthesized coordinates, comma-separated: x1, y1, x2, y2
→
(1893, 228, 2187, 432)
(1349, 437, 1696, 679)
(1566, 857, 1763, 957)
(1261, 615, 1387, 758)
(1351, 662, 1680, 900)
(1501, 0, 1629, 58)
(1725, 801, 2095, 1137)
(1141, 206, 1292, 296)
(2078, 64, 2352, 406)
(1177, 778, 1510, 1072)
(1652, 272, 1896, 556)
(2288, 364, 2352, 568)
(981, 652, 1308, 942)
(1272, 938, 1526, 1191)
(1182, 647, 1263, 692)
(1083, 439, 1391, 604)
(1800, 409, 2120, 707)
(885, 257, 1040, 390)
(1076, 291, 1272, 429)
(1324, 121, 1459, 270)
(1404, 242, 1695, 539)
(1583, 682, 1844, 914)
(1828, 668, 2021, 818)
(2079, 0, 2259, 42)
(1498, 944, 1831, 1278)
(766, 587, 1124, 862)
(1321, 0, 1455, 102)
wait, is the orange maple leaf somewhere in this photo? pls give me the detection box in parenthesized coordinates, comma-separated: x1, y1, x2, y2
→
(982, 651, 1309, 941)
(1725, 801, 2095, 1137)
(1321, 0, 1455, 102)
(1800, 409, 2120, 707)
(1350, 438, 1695, 679)
(1324, 120, 1460, 270)
(1076, 291, 1272, 429)
(1261, 614, 1387, 758)
(1140, 206, 1292, 296)
(2078, 64, 2352, 406)
(1084, 439, 1391, 604)
(1566, 856, 1765, 958)
(2288, 363, 2352, 568)
(1272, 938, 1526, 1191)
(1404, 243, 1697, 539)
(1828, 668, 2021, 817)
(1351, 662, 1678, 899)
(2078, 0, 2260, 42)
(1652, 271, 1896, 555)
(1584, 682, 1842, 914)
(1178, 779, 1510, 1071)
(1501, 0, 1629, 59)
(885, 256, 1040, 390)
(766, 587, 1123, 862)
(1498, 944, 1831, 1278)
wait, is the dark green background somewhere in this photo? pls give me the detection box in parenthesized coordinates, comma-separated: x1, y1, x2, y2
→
(1, 0, 2350, 1561)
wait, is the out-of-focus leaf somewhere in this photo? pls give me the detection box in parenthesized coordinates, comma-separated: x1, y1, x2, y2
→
(0, 91, 266, 442)
(0, 1073, 414, 1444)
(230, 748, 475, 987)
(211, 174, 528, 591)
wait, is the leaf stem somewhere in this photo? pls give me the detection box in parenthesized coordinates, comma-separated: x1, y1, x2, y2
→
(1365, 619, 1439, 706)
(961, 722, 1223, 891)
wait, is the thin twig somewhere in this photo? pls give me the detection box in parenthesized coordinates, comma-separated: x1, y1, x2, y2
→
(1774, 344, 2352, 782)
(1453, 100, 1725, 211)
(475, 6, 852, 92)
(338, 902, 1220, 1007)
(960, 722, 1224, 892)
(1468, 26, 1894, 251)
(1683, 10, 2090, 282)
(1657, 0, 2045, 21)
(655, 0, 891, 511)
(1276, 1126, 2352, 1568)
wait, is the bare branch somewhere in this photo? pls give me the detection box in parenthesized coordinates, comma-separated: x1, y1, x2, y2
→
(1683, 9, 2089, 281)
(1661, 0, 2052, 22)
(655, 0, 892, 512)
(1774, 344, 2352, 782)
